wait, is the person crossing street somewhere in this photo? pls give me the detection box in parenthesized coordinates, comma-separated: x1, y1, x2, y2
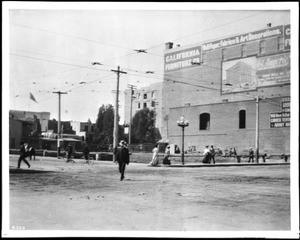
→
(115, 140, 130, 181)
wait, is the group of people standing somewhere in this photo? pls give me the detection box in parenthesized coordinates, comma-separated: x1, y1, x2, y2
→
(148, 144, 171, 167)
(202, 145, 216, 164)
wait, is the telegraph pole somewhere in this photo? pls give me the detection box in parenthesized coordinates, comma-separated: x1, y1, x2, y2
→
(255, 95, 261, 164)
(127, 84, 136, 145)
(53, 91, 67, 158)
(111, 66, 127, 162)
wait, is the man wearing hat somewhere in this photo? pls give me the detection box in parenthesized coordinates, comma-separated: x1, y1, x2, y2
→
(248, 147, 254, 163)
(17, 141, 31, 168)
(116, 140, 130, 181)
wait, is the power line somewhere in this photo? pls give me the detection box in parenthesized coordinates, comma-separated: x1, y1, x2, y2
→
(147, 11, 269, 51)
(11, 22, 134, 51)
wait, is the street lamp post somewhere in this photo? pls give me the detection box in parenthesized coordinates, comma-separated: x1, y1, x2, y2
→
(177, 117, 189, 165)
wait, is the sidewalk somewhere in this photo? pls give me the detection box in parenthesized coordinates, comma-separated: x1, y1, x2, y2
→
(167, 161, 290, 168)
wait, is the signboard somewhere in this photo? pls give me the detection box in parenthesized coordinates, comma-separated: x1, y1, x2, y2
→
(270, 97, 290, 128)
(222, 53, 290, 93)
(256, 52, 290, 86)
(222, 56, 257, 93)
(270, 112, 290, 128)
(202, 25, 284, 52)
(282, 96, 290, 113)
(284, 24, 290, 51)
(164, 46, 201, 72)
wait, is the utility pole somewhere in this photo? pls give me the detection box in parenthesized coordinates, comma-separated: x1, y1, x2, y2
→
(255, 95, 261, 164)
(111, 66, 127, 162)
(127, 84, 136, 145)
(53, 91, 67, 158)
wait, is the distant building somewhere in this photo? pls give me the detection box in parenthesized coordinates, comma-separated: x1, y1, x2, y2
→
(9, 110, 95, 150)
(9, 110, 50, 132)
(124, 82, 163, 136)
(70, 119, 96, 142)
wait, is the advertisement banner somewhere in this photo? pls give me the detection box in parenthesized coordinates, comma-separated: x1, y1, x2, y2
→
(256, 53, 290, 87)
(270, 112, 290, 128)
(282, 96, 290, 113)
(164, 46, 201, 72)
(222, 53, 290, 93)
(222, 56, 257, 93)
(202, 25, 283, 52)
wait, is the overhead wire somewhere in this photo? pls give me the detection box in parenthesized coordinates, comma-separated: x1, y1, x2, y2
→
(10, 11, 290, 109)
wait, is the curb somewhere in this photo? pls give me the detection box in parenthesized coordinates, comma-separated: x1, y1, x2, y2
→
(168, 162, 290, 167)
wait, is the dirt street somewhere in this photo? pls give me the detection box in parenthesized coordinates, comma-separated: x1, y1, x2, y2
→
(8, 154, 290, 233)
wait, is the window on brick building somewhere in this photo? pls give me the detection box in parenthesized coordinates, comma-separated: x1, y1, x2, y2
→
(143, 102, 147, 108)
(138, 103, 140, 109)
(259, 40, 265, 54)
(151, 101, 155, 107)
(151, 91, 155, 98)
(222, 48, 227, 61)
(239, 110, 246, 129)
(278, 36, 284, 50)
(143, 93, 147, 99)
(202, 52, 207, 65)
(199, 113, 210, 130)
(241, 44, 247, 57)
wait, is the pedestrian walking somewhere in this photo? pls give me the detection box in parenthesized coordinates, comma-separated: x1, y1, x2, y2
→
(209, 145, 216, 164)
(163, 145, 171, 165)
(248, 147, 254, 163)
(116, 140, 130, 181)
(281, 154, 288, 162)
(17, 141, 31, 168)
(28, 146, 36, 161)
(202, 145, 211, 163)
(83, 144, 90, 162)
(66, 144, 73, 162)
(148, 144, 159, 166)
(148, 144, 158, 167)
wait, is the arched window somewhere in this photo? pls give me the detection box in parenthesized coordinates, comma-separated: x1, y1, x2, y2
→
(199, 113, 210, 130)
(239, 110, 246, 129)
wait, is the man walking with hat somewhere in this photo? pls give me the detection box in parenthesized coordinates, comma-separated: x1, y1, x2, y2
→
(116, 140, 130, 181)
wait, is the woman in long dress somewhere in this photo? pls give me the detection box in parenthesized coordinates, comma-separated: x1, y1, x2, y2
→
(148, 144, 159, 166)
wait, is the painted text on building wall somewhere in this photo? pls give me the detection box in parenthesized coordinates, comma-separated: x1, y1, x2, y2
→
(164, 47, 201, 72)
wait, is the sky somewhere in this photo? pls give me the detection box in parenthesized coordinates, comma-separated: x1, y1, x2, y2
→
(3, 2, 296, 123)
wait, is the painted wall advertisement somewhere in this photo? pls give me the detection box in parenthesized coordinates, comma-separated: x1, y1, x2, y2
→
(222, 53, 290, 93)
(270, 97, 290, 128)
(202, 25, 289, 52)
(164, 46, 201, 72)
(256, 52, 290, 86)
(222, 56, 257, 93)
(284, 24, 290, 51)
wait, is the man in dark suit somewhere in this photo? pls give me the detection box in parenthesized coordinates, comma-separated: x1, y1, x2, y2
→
(116, 140, 130, 181)
(18, 141, 31, 168)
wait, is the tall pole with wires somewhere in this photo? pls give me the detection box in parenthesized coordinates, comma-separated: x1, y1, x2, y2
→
(53, 91, 67, 158)
(111, 66, 127, 162)
(255, 95, 261, 164)
(127, 84, 136, 145)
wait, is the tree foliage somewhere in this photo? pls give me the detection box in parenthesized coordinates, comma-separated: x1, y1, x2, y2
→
(131, 108, 157, 143)
(93, 104, 127, 146)
(93, 104, 115, 145)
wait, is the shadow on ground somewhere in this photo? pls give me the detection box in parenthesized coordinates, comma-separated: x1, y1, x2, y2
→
(9, 167, 54, 174)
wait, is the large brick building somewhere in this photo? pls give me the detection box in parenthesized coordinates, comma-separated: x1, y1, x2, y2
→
(162, 24, 290, 155)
